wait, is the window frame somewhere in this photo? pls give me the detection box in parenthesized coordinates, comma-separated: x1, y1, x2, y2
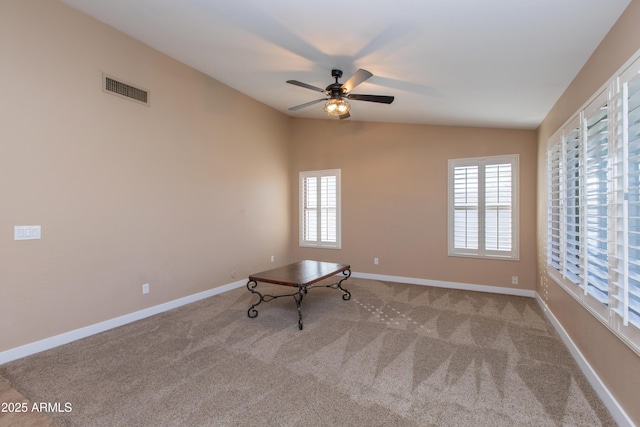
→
(448, 154, 520, 261)
(299, 169, 341, 249)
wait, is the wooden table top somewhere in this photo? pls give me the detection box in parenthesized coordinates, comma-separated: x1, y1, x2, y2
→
(248, 260, 350, 287)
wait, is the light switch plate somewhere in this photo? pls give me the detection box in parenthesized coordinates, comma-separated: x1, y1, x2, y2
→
(14, 225, 41, 240)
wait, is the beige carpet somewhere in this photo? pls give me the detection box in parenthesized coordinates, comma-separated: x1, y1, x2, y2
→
(0, 278, 615, 426)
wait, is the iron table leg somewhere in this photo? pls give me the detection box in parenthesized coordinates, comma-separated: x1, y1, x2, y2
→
(294, 287, 305, 330)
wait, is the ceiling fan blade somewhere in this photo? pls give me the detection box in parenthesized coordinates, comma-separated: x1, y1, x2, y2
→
(286, 80, 327, 93)
(347, 94, 395, 104)
(339, 112, 351, 120)
(341, 69, 373, 93)
(288, 98, 327, 111)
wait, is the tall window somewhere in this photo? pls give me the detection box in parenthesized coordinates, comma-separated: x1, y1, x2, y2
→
(546, 51, 640, 353)
(299, 169, 341, 249)
(448, 155, 519, 260)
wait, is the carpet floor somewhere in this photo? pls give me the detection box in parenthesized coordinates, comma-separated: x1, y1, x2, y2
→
(0, 278, 615, 426)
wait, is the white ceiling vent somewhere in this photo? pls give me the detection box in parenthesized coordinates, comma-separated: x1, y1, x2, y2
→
(103, 74, 149, 105)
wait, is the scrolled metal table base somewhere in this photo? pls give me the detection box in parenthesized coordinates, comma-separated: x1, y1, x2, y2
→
(246, 268, 351, 330)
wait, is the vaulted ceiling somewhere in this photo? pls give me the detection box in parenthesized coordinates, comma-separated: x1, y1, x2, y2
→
(62, 0, 631, 129)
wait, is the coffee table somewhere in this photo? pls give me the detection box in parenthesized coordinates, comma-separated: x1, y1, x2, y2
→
(246, 260, 351, 330)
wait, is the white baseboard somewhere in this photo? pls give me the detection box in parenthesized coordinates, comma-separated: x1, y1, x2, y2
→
(0, 279, 246, 365)
(535, 294, 633, 427)
(351, 271, 536, 298)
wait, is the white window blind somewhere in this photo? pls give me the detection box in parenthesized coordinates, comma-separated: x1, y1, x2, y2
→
(448, 155, 519, 260)
(299, 169, 341, 249)
(546, 50, 640, 354)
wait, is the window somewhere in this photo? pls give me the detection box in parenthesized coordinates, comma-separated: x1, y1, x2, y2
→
(546, 51, 640, 353)
(448, 155, 519, 260)
(299, 169, 341, 249)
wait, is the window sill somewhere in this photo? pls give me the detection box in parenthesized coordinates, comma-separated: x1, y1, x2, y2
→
(448, 252, 519, 261)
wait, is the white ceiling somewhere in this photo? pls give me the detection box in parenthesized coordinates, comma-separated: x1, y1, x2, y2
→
(62, 0, 631, 129)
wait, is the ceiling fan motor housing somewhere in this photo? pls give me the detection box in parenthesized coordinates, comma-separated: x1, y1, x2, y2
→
(327, 69, 345, 98)
(327, 84, 344, 99)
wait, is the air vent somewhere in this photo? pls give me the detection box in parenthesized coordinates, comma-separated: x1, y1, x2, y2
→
(103, 74, 149, 105)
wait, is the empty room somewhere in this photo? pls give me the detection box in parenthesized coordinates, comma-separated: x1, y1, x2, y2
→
(1, 0, 639, 426)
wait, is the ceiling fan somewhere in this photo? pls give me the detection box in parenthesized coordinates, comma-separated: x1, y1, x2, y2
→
(286, 69, 394, 119)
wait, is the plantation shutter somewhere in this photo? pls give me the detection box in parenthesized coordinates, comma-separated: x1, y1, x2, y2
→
(546, 49, 640, 353)
(485, 162, 513, 252)
(626, 74, 640, 328)
(449, 155, 518, 260)
(453, 165, 479, 250)
(613, 62, 640, 328)
(299, 170, 341, 248)
(584, 92, 610, 303)
(563, 116, 583, 287)
(320, 175, 337, 244)
(548, 130, 563, 272)
(302, 176, 318, 242)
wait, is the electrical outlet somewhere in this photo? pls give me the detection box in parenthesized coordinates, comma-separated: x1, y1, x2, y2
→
(142, 283, 150, 294)
(511, 276, 518, 285)
(374, 257, 379, 265)
(270, 255, 275, 263)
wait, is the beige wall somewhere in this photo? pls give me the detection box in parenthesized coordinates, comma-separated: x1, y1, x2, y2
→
(536, 0, 640, 424)
(0, 0, 293, 351)
(290, 119, 538, 291)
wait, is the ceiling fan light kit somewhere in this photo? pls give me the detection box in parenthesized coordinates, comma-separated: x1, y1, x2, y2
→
(324, 98, 350, 116)
(287, 68, 394, 120)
